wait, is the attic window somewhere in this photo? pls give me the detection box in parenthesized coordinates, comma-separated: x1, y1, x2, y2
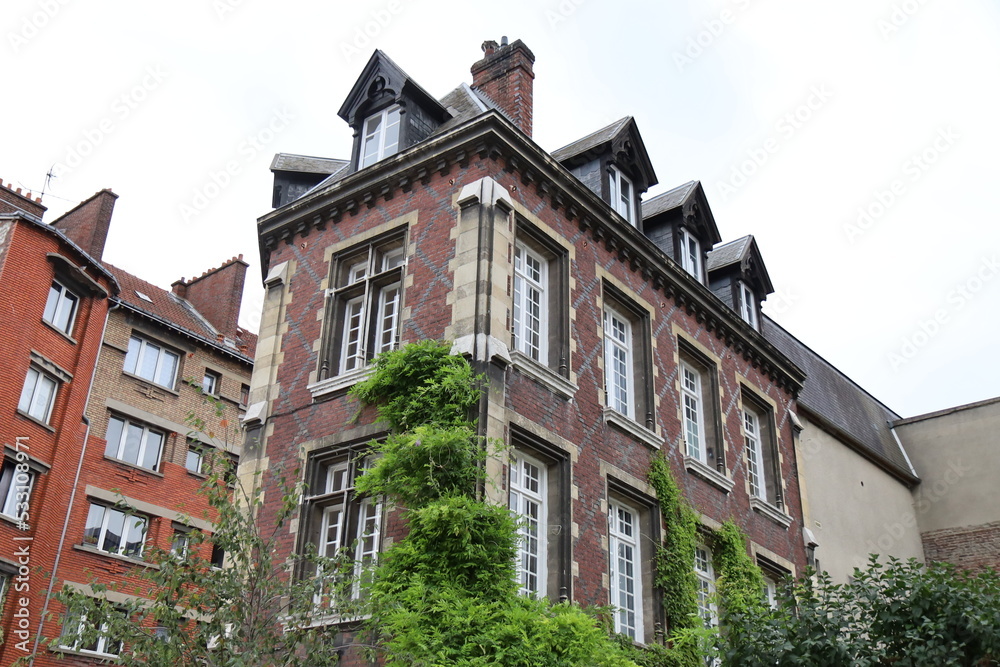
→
(679, 229, 703, 283)
(608, 166, 635, 225)
(359, 105, 401, 169)
(135, 291, 153, 303)
(738, 281, 758, 330)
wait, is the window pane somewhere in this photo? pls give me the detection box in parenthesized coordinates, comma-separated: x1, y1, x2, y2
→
(18, 369, 38, 415)
(124, 337, 141, 374)
(104, 417, 124, 459)
(142, 430, 163, 471)
(375, 284, 400, 355)
(84, 505, 105, 546)
(157, 349, 178, 388)
(186, 448, 203, 473)
(103, 509, 126, 554)
(123, 516, 146, 557)
(43, 283, 61, 323)
(341, 297, 365, 372)
(57, 290, 78, 332)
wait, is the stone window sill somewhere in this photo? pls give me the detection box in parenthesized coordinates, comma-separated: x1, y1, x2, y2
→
(684, 456, 734, 494)
(750, 496, 793, 528)
(308, 368, 372, 401)
(510, 352, 577, 399)
(603, 408, 663, 449)
(73, 543, 159, 569)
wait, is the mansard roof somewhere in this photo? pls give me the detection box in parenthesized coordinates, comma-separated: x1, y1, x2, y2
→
(642, 180, 722, 246)
(707, 234, 773, 295)
(551, 116, 657, 191)
(337, 49, 449, 126)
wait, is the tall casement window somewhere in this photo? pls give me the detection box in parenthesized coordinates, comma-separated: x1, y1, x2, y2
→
(509, 451, 547, 597)
(678, 345, 724, 478)
(609, 498, 643, 641)
(510, 226, 571, 393)
(695, 544, 718, 628)
(104, 415, 165, 472)
(320, 233, 405, 379)
(124, 335, 180, 390)
(741, 391, 782, 511)
(84, 503, 147, 558)
(679, 228, 702, 282)
(608, 165, 635, 225)
(43, 281, 79, 335)
(604, 306, 634, 419)
(737, 281, 758, 329)
(359, 105, 401, 169)
(513, 242, 548, 365)
(305, 449, 382, 610)
(18, 367, 58, 424)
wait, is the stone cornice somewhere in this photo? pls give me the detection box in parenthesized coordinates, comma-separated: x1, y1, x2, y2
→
(256, 111, 805, 394)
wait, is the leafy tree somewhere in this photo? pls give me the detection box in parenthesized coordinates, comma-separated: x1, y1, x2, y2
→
(351, 340, 639, 666)
(722, 556, 1000, 667)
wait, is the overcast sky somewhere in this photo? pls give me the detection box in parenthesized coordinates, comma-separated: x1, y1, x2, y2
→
(5, 0, 998, 418)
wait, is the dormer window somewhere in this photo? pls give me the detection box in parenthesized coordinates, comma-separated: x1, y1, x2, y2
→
(359, 105, 401, 169)
(608, 166, 635, 225)
(738, 281, 758, 329)
(680, 228, 702, 282)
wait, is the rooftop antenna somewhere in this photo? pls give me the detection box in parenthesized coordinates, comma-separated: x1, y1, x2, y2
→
(40, 165, 56, 202)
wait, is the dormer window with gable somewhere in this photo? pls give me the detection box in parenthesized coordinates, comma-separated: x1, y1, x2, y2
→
(608, 165, 635, 225)
(338, 51, 450, 175)
(705, 235, 772, 332)
(680, 228, 703, 282)
(551, 117, 657, 230)
(359, 105, 401, 169)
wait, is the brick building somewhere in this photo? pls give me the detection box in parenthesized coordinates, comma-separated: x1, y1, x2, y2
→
(0, 179, 255, 665)
(247, 38, 810, 658)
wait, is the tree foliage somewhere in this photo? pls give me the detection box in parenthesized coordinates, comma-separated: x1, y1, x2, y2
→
(722, 556, 1000, 667)
(351, 340, 639, 666)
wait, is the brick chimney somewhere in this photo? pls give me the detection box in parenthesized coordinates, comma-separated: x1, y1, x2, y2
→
(50, 188, 118, 262)
(173, 255, 248, 337)
(0, 178, 47, 219)
(471, 37, 536, 137)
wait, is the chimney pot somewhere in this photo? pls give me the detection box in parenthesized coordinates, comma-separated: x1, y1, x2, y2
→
(501, 36, 508, 46)
(482, 39, 499, 56)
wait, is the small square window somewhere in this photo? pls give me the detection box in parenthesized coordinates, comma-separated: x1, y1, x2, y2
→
(202, 370, 221, 395)
(43, 281, 79, 335)
(18, 367, 58, 424)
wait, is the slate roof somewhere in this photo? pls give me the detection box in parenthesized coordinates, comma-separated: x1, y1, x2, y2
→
(434, 84, 490, 135)
(107, 263, 256, 361)
(270, 154, 347, 175)
(550, 117, 632, 163)
(761, 316, 916, 484)
(641, 180, 698, 219)
(706, 236, 752, 272)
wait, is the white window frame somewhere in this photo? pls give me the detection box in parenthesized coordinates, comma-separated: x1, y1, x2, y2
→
(695, 544, 718, 628)
(60, 610, 122, 657)
(18, 367, 58, 424)
(743, 407, 766, 500)
(738, 281, 757, 329)
(0, 459, 34, 522)
(609, 499, 643, 641)
(681, 362, 706, 463)
(185, 445, 206, 474)
(84, 503, 147, 559)
(680, 228, 702, 282)
(608, 165, 635, 225)
(171, 531, 190, 558)
(604, 306, 634, 419)
(202, 370, 221, 395)
(513, 242, 549, 365)
(104, 415, 165, 471)
(327, 239, 405, 377)
(359, 105, 402, 169)
(311, 454, 383, 608)
(124, 335, 180, 389)
(509, 451, 547, 597)
(43, 280, 79, 335)
(763, 574, 779, 609)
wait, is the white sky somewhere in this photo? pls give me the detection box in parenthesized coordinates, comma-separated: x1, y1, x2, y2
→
(4, 0, 998, 418)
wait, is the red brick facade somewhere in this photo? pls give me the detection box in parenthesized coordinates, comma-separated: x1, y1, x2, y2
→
(251, 41, 808, 660)
(0, 181, 254, 665)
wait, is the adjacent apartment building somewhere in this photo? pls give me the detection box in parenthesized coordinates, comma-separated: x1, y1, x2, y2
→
(247, 38, 811, 661)
(0, 180, 255, 666)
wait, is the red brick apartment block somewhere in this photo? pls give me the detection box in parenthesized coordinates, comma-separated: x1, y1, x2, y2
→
(0, 181, 255, 666)
(250, 39, 808, 661)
